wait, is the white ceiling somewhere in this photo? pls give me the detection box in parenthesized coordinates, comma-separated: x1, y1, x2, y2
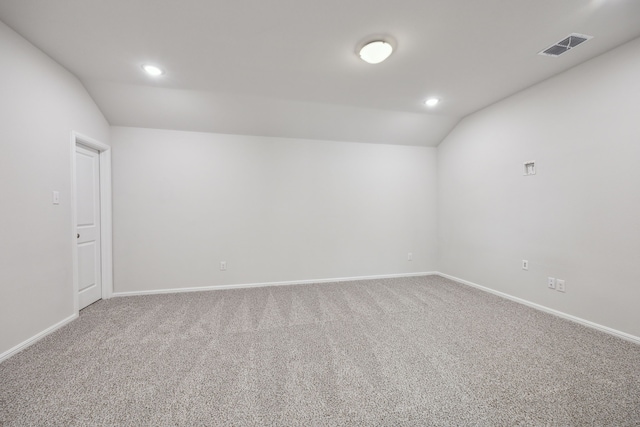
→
(1, 0, 640, 146)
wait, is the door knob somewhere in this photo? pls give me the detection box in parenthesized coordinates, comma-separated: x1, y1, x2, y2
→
(77, 233, 80, 239)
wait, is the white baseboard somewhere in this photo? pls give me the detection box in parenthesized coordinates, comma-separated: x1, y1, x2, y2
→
(436, 272, 640, 345)
(0, 313, 78, 363)
(3, 272, 635, 365)
(112, 271, 437, 297)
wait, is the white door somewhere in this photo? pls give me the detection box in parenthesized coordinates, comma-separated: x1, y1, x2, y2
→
(75, 144, 102, 309)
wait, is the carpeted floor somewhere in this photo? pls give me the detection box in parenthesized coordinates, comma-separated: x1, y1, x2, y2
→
(1, 276, 639, 426)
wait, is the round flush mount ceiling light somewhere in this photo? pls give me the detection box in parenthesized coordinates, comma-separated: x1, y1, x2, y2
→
(142, 64, 163, 76)
(359, 40, 393, 64)
(424, 97, 440, 107)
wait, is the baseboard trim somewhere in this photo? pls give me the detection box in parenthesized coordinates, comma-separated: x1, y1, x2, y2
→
(0, 313, 78, 363)
(436, 272, 640, 345)
(112, 271, 437, 297)
(4, 273, 634, 364)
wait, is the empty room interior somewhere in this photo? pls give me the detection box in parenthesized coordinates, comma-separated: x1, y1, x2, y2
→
(1, 0, 640, 425)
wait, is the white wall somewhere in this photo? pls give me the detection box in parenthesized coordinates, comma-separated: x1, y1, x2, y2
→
(3, 12, 638, 360)
(0, 21, 109, 357)
(438, 37, 640, 337)
(110, 127, 437, 293)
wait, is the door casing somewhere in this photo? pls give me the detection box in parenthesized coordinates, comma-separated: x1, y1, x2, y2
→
(70, 131, 113, 312)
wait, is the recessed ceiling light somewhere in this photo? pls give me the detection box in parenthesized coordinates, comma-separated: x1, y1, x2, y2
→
(359, 40, 393, 64)
(142, 64, 163, 76)
(424, 98, 440, 107)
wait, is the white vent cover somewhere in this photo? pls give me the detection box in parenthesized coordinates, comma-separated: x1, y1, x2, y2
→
(538, 33, 593, 57)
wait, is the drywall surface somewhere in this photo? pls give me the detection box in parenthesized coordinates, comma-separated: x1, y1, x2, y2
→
(437, 36, 640, 337)
(111, 127, 437, 293)
(0, 20, 109, 356)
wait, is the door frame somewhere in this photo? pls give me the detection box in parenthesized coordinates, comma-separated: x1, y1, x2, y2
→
(70, 131, 113, 312)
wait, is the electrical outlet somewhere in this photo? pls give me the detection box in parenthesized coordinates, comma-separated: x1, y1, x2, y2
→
(547, 277, 556, 289)
(408, 252, 413, 261)
(220, 261, 227, 271)
(522, 260, 529, 270)
(556, 279, 565, 293)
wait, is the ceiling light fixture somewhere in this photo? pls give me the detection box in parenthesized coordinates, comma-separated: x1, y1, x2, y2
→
(142, 64, 163, 76)
(359, 40, 393, 64)
(424, 98, 440, 107)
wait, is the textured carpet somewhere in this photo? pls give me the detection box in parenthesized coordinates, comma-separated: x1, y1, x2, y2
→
(1, 276, 639, 426)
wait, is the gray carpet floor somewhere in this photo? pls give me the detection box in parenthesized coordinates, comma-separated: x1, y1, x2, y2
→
(1, 276, 639, 426)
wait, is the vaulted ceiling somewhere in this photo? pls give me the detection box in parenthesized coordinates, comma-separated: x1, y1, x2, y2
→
(1, 0, 640, 145)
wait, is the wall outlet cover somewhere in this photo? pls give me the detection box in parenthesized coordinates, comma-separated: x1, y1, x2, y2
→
(557, 279, 566, 292)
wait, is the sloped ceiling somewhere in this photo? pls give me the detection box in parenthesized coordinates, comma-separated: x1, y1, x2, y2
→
(1, 0, 640, 146)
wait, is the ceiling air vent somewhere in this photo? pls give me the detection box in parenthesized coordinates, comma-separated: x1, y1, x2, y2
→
(538, 33, 593, 57)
